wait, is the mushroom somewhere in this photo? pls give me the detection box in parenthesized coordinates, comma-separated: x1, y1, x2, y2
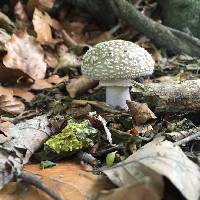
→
(81, 40, 155, 109)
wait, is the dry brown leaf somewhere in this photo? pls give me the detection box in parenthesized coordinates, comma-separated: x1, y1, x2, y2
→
(0, 86, 34, 102)
(0, 121, 13, 144)
(66, 76, 99, 98)
(0, 64, 33, 85)
(0, 86, 13, 96)
(98, 182, 161, 200)
(26, 0, 55, 16)
(11, 88, 35, 102)
(0, 87, 25, 115)
(127, 100, 157, 125)
(33, 8, 53, 43)
(31, 75, 68, 90)
(0, 95, 25, 115)
(44, 49, 58, 68)
(3, 31, 47, 80)
(31, 79, 52, 90)
(0, 162, 113, 200)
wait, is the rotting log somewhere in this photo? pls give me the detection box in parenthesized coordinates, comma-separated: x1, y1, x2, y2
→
(131, 80, 200, 113)
(110, 0, 200, 57)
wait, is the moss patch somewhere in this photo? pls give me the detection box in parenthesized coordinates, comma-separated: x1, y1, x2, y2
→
(45, 119, 97, 153)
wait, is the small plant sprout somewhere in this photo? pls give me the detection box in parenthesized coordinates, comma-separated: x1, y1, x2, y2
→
(81, 40, 155, 109)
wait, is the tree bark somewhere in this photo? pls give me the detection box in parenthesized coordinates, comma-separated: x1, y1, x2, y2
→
(110, 0, 200, 57)
(157, 0, 200, 39)
(131, 80, 200, 113)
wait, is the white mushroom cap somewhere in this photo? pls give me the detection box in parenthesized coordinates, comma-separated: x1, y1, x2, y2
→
(81, 40, 155, 85)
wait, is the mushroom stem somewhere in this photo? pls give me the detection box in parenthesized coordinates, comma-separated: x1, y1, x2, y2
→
(106, 86, 131, 109)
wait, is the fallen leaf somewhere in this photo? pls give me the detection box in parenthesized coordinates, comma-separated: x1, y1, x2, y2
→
(31, 75, 68, 90)
(31, 79, 52, 90)
(0, 120, 14, 143)
(11, 87, 35, 102)
(127, 100, 157, 125)
(0, 86, 13, 96)
(0, 162, 113, 200)
(0, 115, 51, 190)
(3, 31, 47, 80)
(103, 161, 164, 200)
(33, 8, 53, 43)
(124, 138, 200, 200)
(66, 75, 99, 98)
(39, 160, 56, 169)
(97, 182, 162, 200)
(0, 64, 33, 85)
(0, 86, 35, 102)
(26, 0, 55, 16)
(106, 151, 117, 166)
(0, 95, 25, 115)
(0, 126, 12, 144)
(44, 49, 58, 68)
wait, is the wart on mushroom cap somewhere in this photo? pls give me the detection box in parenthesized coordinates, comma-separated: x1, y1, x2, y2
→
(81, 40, 155, 109)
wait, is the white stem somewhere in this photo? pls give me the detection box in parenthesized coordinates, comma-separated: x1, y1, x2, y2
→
(106, 86, 131, 110)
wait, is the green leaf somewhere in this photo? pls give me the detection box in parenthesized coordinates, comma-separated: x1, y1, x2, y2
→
(106, 151, 117, 166)
(39, 160, 57, 169)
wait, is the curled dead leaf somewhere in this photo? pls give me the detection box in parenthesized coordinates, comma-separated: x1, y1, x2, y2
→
(66, 76, 99, 98)
(0, 64, 33, 85)
(0, 86, 34, 102)
(11, 88, 35, 102)
(3, 31, 47, 80)
(127, 100, 157, 125)
(31, 75, 68, 90)
(0, 162, 113, 200)
(26, 0, 55, 16)
(33, 8, 53, 43)
(0, 95, 25, 115)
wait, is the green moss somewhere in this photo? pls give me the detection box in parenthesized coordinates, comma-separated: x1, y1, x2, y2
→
(45, 119, 97, 153)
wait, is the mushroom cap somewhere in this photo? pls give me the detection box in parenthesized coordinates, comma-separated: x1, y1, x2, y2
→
(81, 40, 154, 82)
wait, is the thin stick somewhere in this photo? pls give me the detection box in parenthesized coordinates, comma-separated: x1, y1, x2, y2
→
(19, 171, 65, 200)
(174, 131, 200, 146)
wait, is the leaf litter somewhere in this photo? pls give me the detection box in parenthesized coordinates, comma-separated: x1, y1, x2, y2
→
(0, 1, 199, 200)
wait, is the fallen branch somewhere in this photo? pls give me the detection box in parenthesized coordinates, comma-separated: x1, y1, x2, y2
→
(174, 131, 200, 146)
(18, 171, 64, 200)
(165, 127, 200, 142)
(62, 30, 90, 55)
(110, 0, 200, 57)
(131, 80, 200, 113)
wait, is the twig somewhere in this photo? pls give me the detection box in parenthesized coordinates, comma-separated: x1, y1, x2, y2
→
(18, 171, 64, 200)
(174, 131, 200, 146)
(93, 144, 124, 157)
(62, 29, 77, 47)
